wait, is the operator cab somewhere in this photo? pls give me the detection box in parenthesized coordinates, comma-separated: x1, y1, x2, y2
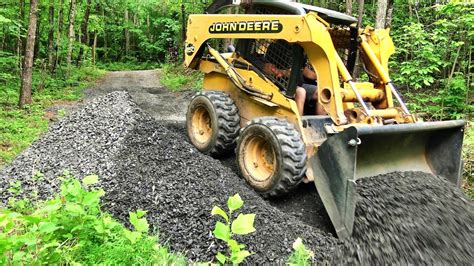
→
(211, 1, 358, 115)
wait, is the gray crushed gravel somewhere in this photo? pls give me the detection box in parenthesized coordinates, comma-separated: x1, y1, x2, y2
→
(1, 91, 472, 264)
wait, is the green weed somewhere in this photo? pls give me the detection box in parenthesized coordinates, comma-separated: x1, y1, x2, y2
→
(211, 194, 256, 265)
(462, 122, 473, 199)
(287, 238, 315, 266)
(160, 63, 203, 92)
(0, 174, 185, 265)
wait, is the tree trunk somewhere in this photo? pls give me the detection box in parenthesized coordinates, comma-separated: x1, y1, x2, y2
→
(385, 0, 394, 28)
(16, 0, 26, 71)
(146, 14, 150, 39)
(125, 9, 130, 56)
(77, 0, 92, 66)
(48, 0, 55, 71)
(19, 0, 39, 108)
(34, 4, 41, 60)
(102, 6, 108, 60)
(346, 0, 353, 15)
(53, 0, 64, 71)
(66, 0, 77, 70)
(357, 0, 364, 27)
(92, 31, 98, 65)
(375, 0, 388, 29)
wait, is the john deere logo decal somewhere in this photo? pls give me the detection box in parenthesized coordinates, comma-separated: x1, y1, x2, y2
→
(209, 20, 282, 34)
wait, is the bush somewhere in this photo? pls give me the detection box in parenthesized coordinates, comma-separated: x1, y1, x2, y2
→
(160, 63, 203, 92)
(0, 174, 185, 265)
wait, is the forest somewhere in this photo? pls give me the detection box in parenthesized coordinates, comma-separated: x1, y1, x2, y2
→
(0, 0, 473, 264)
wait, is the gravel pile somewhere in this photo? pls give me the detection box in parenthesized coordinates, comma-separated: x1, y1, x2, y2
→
(334, 171, 474, 264)
(1, 91, 472, 264)
(0, 91, 338, 264)
(0, 91, 143, 203)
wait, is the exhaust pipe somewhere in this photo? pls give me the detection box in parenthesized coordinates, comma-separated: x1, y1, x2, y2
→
(309, 120, 465, 239)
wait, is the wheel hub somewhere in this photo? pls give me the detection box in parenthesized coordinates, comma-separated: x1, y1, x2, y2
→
(192, 106, 212, 144)
(243, 135, 276, 182)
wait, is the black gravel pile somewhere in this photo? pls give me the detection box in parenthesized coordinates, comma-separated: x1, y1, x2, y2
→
(102, 116, 338, 264)
(0, 92, 338, 264)
(334, 171, 474, 264)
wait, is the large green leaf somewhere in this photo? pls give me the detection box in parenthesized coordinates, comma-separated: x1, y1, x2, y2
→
(231, 214, 256, 235)
(65, 203, 85, 215)
(227, 194, 243, 212)
(124, 229, 141, 244)
(216, 252, 227, 264)
(39, 222, 59, 234)
(231, 250, 252, 264)
(82, 175, 99, 185)
(213, 221, 230, 241)
(211, 206, 229, 222)
(129, 212, 149, 233)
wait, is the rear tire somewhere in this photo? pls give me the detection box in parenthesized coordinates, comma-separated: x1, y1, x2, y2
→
(186, 91, 240, 157)
(236, 117, 306, 197)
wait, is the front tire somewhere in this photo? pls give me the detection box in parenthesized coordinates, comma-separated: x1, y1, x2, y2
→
(236, 117, 306, 197)
(186, 91, 240, 157)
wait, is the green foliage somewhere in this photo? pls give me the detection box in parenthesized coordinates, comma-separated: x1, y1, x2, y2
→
(0, 66, 105, 169)
(391, 2, 473, 120)
(462, 123, 474, 200)
(287, 238, 315, 266)
(160, 63, 203, 92)
(211, 194, 255, 265)
(0, 174, 185, 265)
(96, 61, 160, 71)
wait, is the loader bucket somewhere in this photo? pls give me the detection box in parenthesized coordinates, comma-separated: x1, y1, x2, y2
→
(309, 120, 465, 239)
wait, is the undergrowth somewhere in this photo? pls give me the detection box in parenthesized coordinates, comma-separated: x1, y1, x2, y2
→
(96, 60, 161, 71)
(0, 66, 105, 169)
(160, 63, 203, 92)
(462, 122, 473, 199)
(0, 174, 185, 265)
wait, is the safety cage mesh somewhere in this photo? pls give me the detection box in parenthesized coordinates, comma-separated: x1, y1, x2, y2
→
(234, 5, 358, 92)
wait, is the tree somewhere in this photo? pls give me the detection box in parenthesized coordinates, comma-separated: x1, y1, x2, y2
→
(53, 0, 64, 71)
(48, 0, 55, 71)
(77, 0, 92, 66)
(375, 0, 388, 29)
(19, 0, 39, 108)
(66, 0, 77, 70)
(346, 0, 353, 15)
(357, 0, 364, 27)
(125, 9, 130, 56)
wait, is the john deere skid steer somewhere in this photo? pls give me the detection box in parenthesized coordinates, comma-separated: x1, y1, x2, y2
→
(184, 0, 465, 239)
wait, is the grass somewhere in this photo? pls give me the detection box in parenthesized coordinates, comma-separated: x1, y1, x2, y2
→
(0, 66, 106, 169)
(160, 63, 203, 92)
(462, 122, 473, 199)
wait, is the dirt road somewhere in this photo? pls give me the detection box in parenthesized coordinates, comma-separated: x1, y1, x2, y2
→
(85, 70, 190, 122)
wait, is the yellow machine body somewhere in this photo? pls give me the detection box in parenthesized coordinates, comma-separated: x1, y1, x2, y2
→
(184, 2, 465, 239)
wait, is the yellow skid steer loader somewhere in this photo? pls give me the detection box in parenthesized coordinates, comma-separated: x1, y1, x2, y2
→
(184, 0, 465, 239)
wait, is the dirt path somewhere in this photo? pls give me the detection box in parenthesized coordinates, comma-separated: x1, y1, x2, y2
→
(84, 70, 190, 122)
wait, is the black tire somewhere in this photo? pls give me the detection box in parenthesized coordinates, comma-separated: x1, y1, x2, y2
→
(186, 91, 240, 157)
(236, 117, 306, 197)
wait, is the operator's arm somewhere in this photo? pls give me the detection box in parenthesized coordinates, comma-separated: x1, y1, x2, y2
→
(302, 66, 317, 80)
(264, 63, 291, 78)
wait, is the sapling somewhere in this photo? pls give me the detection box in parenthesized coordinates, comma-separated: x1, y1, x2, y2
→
(211, 194, 256, 265)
